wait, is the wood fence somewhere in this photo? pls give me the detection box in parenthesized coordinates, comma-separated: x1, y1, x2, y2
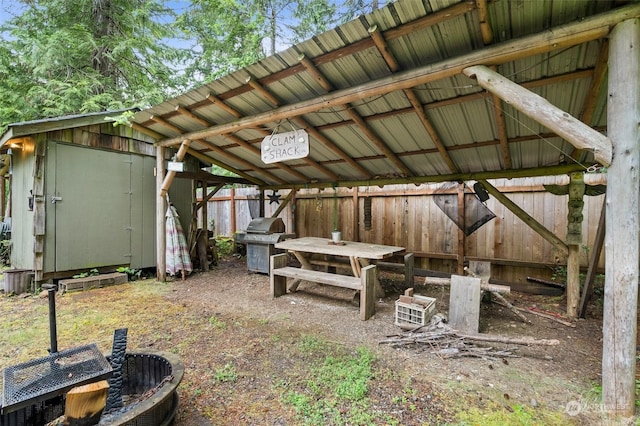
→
(203, 175, 606, 283)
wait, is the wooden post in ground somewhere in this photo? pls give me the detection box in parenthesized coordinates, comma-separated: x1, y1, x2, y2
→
(270, 253, 287, 298)
(565, 172, 586, 318)
(456, 183, 466, 275)
(360, 265, 376, 321)
(156, 146, 166, 282)
(578, 201, 606, 318)
(602, 17, 640, 417)
(449, 275, 481, 333)
(404, 253, 414, 288)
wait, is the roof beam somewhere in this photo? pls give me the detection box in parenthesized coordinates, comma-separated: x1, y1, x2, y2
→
(157, 2, 640, 148)
(175, 105, 209, 127)
(291, 57, 371, 178)
(299, 53, 413, 176)
(312, 69, 593, 133)
(238, 76, 340, 181)
(463, 65, 612, 166)
(571, 39, 609, 161)
(153, 109, 284, 184)
(186, 148, 265, 186)
(174, 99, 311, 182)
(475, 0, 493, 45)
(490, 91, 513, 169)
(195, 138, 287, 184)
(262, 163, 587, 191)
(369, 25, 459, 173)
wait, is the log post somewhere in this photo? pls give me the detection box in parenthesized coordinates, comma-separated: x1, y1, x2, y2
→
(463, 65, 612, 166)
(160, 139, 191, 197)
(602, 18, 640, 417)
(456, 183, 466, 275)
(566, 172, 585, 317)
(156, 146, 166, 282)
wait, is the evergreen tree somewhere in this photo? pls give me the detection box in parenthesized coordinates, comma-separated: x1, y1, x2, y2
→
(0, 0, 186, 128)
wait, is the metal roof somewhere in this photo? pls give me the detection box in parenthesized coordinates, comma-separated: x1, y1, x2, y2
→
(0, 108, 138, 147)
(131, 0, 637, 189)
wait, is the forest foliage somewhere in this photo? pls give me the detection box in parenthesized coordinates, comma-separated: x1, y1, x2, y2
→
(0, 0, 385, 131)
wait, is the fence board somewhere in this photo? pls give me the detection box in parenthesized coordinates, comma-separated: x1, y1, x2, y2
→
(207, 176, 607, 282)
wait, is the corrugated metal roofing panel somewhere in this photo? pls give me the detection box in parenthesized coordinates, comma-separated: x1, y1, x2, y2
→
(130, 0, 626, 188)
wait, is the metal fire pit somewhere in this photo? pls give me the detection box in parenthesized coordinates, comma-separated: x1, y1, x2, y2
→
(0, 351, 182, 426)
(235, 217, 295, 273)
(1, 343, 112, 414)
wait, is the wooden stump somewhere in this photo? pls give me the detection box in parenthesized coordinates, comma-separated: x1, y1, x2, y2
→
(64, 380, 109, 426)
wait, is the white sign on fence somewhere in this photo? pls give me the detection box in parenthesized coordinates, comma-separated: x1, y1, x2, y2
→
(261, 129, 309, 164)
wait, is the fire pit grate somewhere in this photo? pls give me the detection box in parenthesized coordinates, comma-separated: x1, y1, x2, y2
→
(2, 343, 112, 414)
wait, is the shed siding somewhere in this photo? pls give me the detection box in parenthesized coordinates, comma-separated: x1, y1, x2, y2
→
(9, 139, 36, 270)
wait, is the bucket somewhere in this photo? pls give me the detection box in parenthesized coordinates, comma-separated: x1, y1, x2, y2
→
(3, 269, 32, 294)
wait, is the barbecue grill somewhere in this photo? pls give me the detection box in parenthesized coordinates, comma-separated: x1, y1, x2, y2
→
(235, 217, 295, 273)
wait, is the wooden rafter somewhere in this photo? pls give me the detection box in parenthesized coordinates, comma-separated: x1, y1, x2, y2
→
(292, 115, 373, 178)
(223, 133, 309, 181)
(175, 105, 209, 127)
(475, 0, 493, 45)
(490, 93, 512, 169)
(151, 113, 280, 183)
(580, 40, 609, 125)
(464, 65, 612, 166)
(186, 148, 265, 186)
(196, 139, 287, 184)
(299, 51, 413, 177)
(238, 126, 603, 175)
(150, 115, 182, 134)
(571, 39, 609, 161)
(174, 101, 311, 182)
(205, 93, 242, 118)
(242, 76, 340, 180)
(369, 25, 459, 173)
(157, 3, 640, 148)
(309, 70, 594, 134)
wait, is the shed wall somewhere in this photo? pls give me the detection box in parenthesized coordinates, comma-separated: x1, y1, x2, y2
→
(8, 139, 36, 270)
(8, 125, 193, 279)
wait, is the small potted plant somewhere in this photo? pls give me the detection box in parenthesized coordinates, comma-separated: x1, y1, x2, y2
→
(331, 189, 341, 243)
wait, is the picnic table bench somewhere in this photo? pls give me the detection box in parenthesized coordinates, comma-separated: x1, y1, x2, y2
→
(269, 237, 406, 320)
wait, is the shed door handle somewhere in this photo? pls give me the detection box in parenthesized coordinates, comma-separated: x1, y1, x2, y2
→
(51, 196, 63, 204)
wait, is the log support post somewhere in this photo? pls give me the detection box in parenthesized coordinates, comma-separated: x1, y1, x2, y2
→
(156, 146, 166, 281)
(566, 172, 586, 318)
(602, 17, 640, 417)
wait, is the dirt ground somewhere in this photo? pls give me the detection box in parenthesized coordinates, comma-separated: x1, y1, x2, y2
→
(0, 255, 617, 425)
(162, 255, 608, 425)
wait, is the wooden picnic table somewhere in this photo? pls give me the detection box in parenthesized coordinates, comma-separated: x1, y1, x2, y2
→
(274, 236, 405, 297)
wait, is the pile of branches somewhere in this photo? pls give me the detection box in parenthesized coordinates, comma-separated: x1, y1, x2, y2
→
(380, 314, 559, 360)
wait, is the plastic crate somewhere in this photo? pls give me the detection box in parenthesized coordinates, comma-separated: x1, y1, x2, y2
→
(395, 295, 436, 327)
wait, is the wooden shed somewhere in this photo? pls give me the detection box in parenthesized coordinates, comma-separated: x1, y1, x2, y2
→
(0, 110, 194, 282)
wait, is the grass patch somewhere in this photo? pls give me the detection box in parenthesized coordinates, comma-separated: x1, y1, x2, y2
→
(278, 338, 377, 426)
(457, 401, 568, 425)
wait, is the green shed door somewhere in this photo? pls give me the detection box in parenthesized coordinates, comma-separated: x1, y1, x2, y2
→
(53, 144, 131, 271)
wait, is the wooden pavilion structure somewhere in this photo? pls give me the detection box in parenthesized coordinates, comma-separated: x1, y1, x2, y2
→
(130, 1, 640, 416)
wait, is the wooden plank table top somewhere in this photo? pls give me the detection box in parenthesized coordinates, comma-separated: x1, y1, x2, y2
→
(275, 237, 405, 259)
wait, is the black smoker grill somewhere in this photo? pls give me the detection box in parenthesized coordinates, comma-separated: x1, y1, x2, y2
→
(235, 218, 295, 273)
